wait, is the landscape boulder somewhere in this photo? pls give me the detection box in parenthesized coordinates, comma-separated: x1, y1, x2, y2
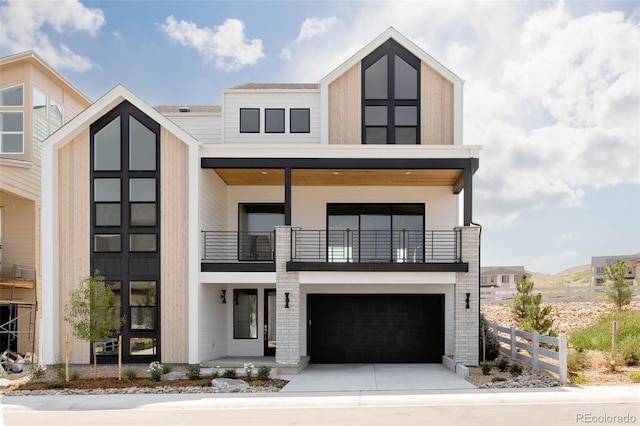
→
(211, 378, 249, 392)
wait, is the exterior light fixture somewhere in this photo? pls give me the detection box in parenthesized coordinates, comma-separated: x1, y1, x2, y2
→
(285, 292, 290, 309)
(221, 289, 226, 304)
(261, 171, 268, 175)
(465, 293, 470, 309)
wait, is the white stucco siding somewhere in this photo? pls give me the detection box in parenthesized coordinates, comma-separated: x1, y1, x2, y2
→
(299, 283, 455, 358)
(199, 283, 228, 361)
(223, 92, 320, 144)
(223, 185, 458, 230)
(164, 113, 221, 144)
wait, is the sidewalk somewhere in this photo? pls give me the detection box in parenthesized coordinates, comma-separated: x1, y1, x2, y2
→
(1, 386, 638, 413)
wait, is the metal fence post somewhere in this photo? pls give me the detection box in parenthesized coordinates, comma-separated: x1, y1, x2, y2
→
(558, 335, 568, 385)
(511, 327, 517, 360)
(532, 331, 540, 371)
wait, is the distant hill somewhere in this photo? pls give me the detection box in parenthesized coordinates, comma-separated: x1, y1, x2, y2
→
(527, 264, 591, 287)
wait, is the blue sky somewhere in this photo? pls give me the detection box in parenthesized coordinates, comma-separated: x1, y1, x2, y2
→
(1, 0, 638, 273)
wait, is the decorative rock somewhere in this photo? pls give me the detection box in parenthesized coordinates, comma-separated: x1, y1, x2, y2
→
(161, 372, 188, 381)
(0, 378, 12, 388)
(211, 378, 249, 391)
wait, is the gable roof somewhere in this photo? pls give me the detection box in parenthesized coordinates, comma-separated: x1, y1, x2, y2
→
(44, 84, 200, 151)
(319, 27, 463, 87)
(0, 50, 92, 105)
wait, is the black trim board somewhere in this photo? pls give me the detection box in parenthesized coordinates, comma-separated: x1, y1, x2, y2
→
(201, 262, 276, 272)
(201, 157, 479, 172)
(287, 261, 468, 272)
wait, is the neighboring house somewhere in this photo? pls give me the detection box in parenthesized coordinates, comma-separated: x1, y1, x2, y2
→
(0, 51, 91, 355)
(40, 28, 481, 370)
(591, 255, 640, 286)
(480, 266, 528, 289)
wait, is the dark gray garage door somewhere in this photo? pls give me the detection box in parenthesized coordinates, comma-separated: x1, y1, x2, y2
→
(307, 294, 444, 363)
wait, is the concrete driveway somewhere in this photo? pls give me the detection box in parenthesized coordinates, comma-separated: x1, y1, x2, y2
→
(280, 364, 475, 392)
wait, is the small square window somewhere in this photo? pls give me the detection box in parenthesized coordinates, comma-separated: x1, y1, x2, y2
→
(240, 108, 260, 133)
(95, 234, 121, 252)
(265, 109, 284, 133)
(96, 203, 121, 227)
(130, 234, 157, 252)
(0, 85, 23, 106)
(130, 203, 156, 226)
(290, 109, 310, 133)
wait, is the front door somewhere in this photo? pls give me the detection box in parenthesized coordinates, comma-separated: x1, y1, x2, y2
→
(264, 289, 276, 356)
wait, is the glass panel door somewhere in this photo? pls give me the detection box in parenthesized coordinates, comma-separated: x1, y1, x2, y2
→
(264, 289, 276, 356)
(239, 204, 283, 261)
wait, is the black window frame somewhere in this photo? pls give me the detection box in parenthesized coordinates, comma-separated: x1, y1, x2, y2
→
(239, 108, 260, 133)
(290, 108, 310, 133)
(361, 39, 421, 145)
(264, 108, 285, 133)
(90, 100, 161, 364)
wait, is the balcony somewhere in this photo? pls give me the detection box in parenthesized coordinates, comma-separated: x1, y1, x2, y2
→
(288, 229, 467, 272)
(202, 229, 468, 273)
(201, 231, 276, 272)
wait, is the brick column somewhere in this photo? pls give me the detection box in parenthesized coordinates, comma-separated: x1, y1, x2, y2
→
(454, 226, 480, 366)
(275, 226, 300, 366)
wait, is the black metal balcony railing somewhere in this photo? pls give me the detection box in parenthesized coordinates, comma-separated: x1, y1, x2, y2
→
(291, 229, 462, 263)
(202, 231, 275, 262)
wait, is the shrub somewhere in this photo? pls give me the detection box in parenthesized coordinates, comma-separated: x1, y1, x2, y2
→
(603, 260, 633, 310)
(122, 377, 130, 385)
(47, 380, 64, 389)
(567, 349, 590, 372)
(481, 362, 492, 375)
(509, 362, 523, 376)
(53, 358, 65, 380)
(211, 370, 219, 379)
(257, 365, 272, 381)
(491, 376, 507, 382)
(149, 361, 163, 381)
(223, 368, 237, 379)
(124, 368, 138, 381)
(162, 364, 172, 374)
(480, 313, 500, 362)
(187, 364, 201, 380)
(29, 364, 45, 380)
(569, 374, 588, 385)
(618, 338, 640, 366)
(141, 379, 153, 388)
(70, 370, 81, 381)
(496, 357, 510, 372)
(199, 380, 210, 387)
(244, 362, 254, 381)
(628, 371, 640, 383)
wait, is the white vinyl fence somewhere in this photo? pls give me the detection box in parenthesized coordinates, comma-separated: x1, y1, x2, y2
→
(489, 322, 568, 385)
(482, 285, 640, 304)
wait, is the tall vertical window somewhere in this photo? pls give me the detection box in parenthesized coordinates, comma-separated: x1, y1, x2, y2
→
(32, 87, 63, 158)
(0, 112, 23, 153)
(91, 101, 160, 363)
(234, 289, 258, 339)
(362, 39, 420, 144)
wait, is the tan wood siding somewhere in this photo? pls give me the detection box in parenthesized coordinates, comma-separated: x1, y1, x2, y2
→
(0, 163, 41, 201)
(0, 191, 35, 275)
(422, 62, 453, 145)
(160, 128, 189, 363)
(57, 129, 91, 363)
(328, 63, 361, 145)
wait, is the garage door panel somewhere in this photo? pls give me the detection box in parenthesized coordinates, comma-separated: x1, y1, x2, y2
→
(308, 294, 444, 363)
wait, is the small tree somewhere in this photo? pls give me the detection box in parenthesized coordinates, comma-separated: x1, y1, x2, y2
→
(64, 270, 126, 378)
(520, 293, 555, 335)
(511, 275, 534, 324)
(604, 260, 633, 310)
(511, 276, 555, 335)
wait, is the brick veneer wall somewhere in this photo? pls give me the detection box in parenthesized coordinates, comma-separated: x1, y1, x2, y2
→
(454, 226, 480, 366)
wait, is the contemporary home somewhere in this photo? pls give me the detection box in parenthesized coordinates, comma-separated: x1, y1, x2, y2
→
(40, 28, 481, 371)
(0, 51, 91, 355)
(590, 255, 639, 286)
(480, 266, 528, 289)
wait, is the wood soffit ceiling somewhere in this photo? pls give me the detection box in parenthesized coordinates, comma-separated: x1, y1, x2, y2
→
(213, 169, 462, 186)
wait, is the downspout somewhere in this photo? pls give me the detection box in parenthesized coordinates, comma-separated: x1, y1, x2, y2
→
(471, 221, 482, 364)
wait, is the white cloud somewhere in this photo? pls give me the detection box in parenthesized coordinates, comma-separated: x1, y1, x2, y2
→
(296, 17, 338, 43)
(0, 0, 105, 72)
(279, 2, 639, 228)
(529, 250, 582, 274)
(160, 17, 264, 71)
(280, 47, 291, 61)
